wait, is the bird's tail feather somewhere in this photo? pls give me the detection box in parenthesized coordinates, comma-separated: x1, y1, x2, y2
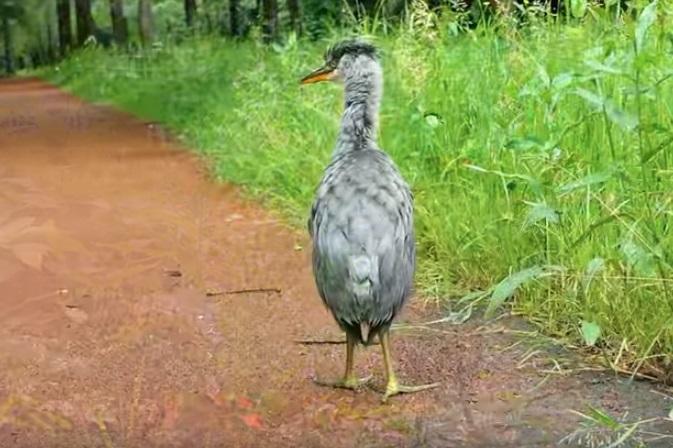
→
(348, 255, 378, 344)
(348, 255, 377, 283)
(347, 255, 378, 298)
(360, 322, 370, 345)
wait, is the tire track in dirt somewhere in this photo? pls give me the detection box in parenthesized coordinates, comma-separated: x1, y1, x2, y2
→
(0, 78, 671, 447)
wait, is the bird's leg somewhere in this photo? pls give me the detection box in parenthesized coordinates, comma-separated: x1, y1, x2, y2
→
(314, 332, 372, 390)
(380, 329, 440, 402)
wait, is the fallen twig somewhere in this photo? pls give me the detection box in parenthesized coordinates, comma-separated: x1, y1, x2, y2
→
(295, 335, 384, 345)
(206, 287, 281, 297)
(539, 365, 660, 382)
(650, 389, 673, 401)
(294, 339, 346, 345)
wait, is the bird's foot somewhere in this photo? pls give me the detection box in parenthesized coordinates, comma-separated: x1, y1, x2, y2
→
(381, 379, 440, 403)
(314, 374, 373, 391)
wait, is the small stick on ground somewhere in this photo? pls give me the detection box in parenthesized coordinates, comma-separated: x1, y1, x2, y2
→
(294, 339, 346, 345)
(206, 287, 281, 297)
(294, 336, 382, 345)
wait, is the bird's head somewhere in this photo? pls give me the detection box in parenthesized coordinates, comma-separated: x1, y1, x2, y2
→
(300, 39, 379, 86)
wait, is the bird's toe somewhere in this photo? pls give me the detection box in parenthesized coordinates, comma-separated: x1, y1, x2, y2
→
(381, 381, 440, 403)
(314, 374, 373, 391)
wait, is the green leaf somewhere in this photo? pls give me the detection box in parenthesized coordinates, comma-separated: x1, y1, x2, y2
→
(504, 136, 544, 151)
(584, 59, 624, 75)
(424, 113, 440, 128)
(557, 171, 612, 194)
(518, 81, 539, 97)
(537, 65, 550, 87)
(486, 266, 544, 317)
(575, 89, 638, 130)
(636, 1, 658, 53)
(620, 240, 656, 277)
(584, 257, 605, 287)
(551, 72, 574, 91)
(581, 321, 601, 346)
(570, 0, 587, 18)
(523, 202, 559, 228)
(605, 101, 638, 131)
(585, 406, 621, 430)
(575, 88, 604, 108)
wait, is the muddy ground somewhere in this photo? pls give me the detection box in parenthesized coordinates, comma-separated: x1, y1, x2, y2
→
(0, 78, 671, 447)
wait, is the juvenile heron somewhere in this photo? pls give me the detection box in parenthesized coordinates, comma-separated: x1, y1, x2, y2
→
(302, 39, 439, 401)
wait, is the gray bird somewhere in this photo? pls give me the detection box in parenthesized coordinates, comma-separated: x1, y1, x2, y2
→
(301, 39, 439, 401)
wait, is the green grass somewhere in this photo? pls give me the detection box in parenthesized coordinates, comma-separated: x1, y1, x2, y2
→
(44, 4, 673, 381)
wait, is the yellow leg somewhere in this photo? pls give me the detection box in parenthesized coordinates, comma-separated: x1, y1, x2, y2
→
(314, 332, 372, 390)
(380, 329, 440, 402)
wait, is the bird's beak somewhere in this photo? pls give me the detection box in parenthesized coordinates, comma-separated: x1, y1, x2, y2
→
(300, 66, 336, 84)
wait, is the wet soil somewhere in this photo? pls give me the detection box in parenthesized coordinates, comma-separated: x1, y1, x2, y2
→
(0, 78, 671, 447)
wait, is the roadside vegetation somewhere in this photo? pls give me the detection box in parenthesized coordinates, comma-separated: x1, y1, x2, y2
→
(40, 1, 673, 384)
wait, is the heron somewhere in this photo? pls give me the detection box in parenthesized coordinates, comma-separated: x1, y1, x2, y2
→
(301, 39, 439, 402)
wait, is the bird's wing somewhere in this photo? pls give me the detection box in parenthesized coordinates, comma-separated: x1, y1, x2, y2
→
(307, 201, 316, 237)
(309, 150, 415, 324)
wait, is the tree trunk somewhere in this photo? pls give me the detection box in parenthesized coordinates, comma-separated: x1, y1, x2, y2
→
(347, 0, 377, 17)
(74, 0, 95, 46)
(46, 11, 57, 63)
(286, 0, 302, 35)
(2, 15, 14, 75)
(185, 0, 197, 28)
(255, 0, 261, 18)
(109, 0, 129, 45)
(261, 0, 278, 43)
(229, 0, 240, 36)
(138, 0, 155, 45)
(387, 0, 408, 17)
(204, 11, 212, 33)
(57, 0, 73, 55)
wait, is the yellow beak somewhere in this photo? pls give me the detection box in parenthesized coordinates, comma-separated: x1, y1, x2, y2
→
(300, 66, 336, 84)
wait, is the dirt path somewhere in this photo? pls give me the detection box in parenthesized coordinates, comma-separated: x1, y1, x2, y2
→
(0, 78, 671, 447)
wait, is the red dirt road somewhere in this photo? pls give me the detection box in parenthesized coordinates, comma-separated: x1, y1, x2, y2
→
(0, 78, 671, 447)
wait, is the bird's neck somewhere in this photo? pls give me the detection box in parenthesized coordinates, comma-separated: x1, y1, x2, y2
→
(335, 77, 381, 154)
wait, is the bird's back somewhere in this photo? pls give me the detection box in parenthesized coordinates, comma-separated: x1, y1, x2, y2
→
(309, 148, 414, 343)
